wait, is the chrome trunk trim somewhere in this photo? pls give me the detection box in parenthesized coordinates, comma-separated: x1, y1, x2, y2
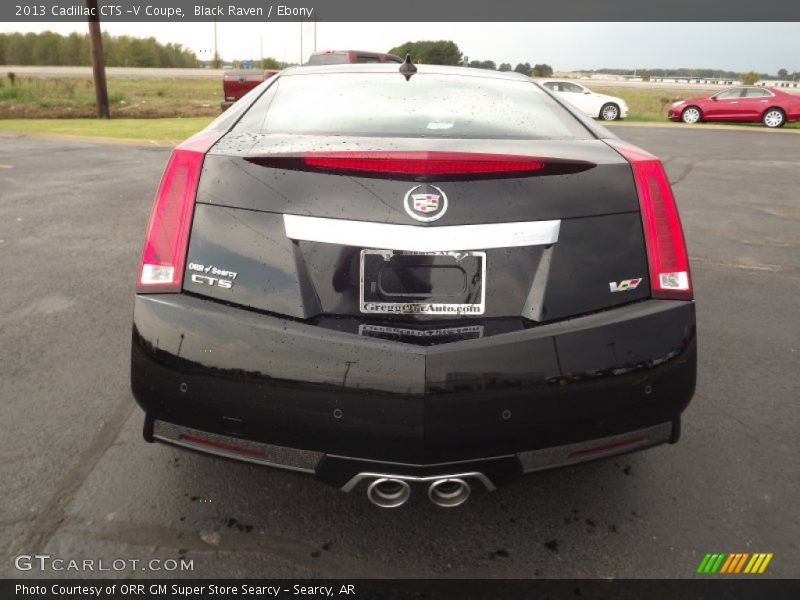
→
(283, 214, 561, 251)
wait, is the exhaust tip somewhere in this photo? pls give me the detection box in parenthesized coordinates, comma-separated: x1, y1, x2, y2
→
(428, 478, 471, 508)
(366, 478, 411, 508)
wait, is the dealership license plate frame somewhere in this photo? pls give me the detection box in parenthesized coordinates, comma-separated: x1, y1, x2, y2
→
(358, 323, 485, 343)
(359, 249, 486, 316)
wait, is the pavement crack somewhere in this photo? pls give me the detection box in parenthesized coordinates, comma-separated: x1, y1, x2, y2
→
(669, 160, 695, 187)
(8, 398, 135, 556)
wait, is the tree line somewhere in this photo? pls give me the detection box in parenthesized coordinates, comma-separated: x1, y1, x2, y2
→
(5, 33, 793, 82)
(387, 40, 553, 77)
(0, 31, 197, 68)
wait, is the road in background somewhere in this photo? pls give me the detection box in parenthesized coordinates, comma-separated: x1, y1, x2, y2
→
(5, 65, 226, 79)
(0, 126, 798, 578)
(576, 79, 800, 95)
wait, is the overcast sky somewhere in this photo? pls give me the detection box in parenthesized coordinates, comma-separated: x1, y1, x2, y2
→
(5, 22, 799, 73)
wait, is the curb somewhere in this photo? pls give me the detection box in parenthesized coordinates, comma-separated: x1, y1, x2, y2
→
(1, 121, 798, 148)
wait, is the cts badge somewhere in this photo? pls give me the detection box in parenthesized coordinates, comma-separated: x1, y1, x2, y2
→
(609, 278, 643, 293)
(404, 184, 448, 222)
(187, 262, 237, 289)
(191, 274, 233, 289)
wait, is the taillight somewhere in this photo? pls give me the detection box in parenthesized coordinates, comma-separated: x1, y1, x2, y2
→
(302, 151, 545, 175)
(137, 131, 220, 293)
(608, 140, 693, 300)
(245, 151, 594, 180)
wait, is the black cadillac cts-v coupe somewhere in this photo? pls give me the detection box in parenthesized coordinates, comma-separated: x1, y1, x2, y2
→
(131, 62, 696, 508)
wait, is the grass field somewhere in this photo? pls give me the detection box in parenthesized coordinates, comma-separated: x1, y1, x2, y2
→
(1, 76, 689, 121)
(0, 75, 220, 118)
(591, 85, 689, 120)
(1, 75, 797, 134)
(0, 117, 214, 142)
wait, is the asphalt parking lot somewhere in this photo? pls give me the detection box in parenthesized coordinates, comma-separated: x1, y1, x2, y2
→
(0, 125, 798, 579)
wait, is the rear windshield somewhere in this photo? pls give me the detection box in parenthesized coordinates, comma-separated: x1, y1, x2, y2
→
(234, 72, 592, 140)
(306, 53, 349, 65)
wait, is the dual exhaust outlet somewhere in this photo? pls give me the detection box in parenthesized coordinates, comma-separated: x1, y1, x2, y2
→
(366, 477, 473, 508)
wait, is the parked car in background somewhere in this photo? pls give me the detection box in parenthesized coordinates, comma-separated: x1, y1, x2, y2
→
(539, 80, 629, 121)
(306, 50, 403, 65)
(668, 86, 800, 128)
(222, 69, 280, 110)
(221, 52, 403, 110)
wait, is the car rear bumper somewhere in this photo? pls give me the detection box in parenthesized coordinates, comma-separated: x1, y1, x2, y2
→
(131, 294, 696, 487)
(148, 417, 676, 492)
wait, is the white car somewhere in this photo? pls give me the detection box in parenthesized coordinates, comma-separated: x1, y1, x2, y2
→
(539, 80, 629, 121)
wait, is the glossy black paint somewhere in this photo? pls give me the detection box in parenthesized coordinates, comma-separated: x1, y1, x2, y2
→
(132, 65, 696, 485)
(183, 203, 650, 321)
(131, 294, 696, 466)
(199, 136, 637, 225)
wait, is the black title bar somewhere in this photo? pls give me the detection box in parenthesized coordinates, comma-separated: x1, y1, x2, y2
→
(3, 579, 800, 600)
(4, 0, 800, 22)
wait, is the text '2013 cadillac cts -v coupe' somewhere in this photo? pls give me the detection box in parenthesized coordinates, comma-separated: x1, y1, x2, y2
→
(131, 61, 696, 508)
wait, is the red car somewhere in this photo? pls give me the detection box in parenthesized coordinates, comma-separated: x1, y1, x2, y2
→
(221, 69, 280, 110)
(668, 86, 800, 128)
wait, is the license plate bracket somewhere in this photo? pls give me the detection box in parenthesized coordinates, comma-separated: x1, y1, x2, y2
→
(359, 250, 486, 315)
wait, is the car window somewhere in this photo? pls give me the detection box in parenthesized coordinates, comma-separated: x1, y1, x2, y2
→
(306, 53, 349, 66)
(234, 72, 593, 140)
(743, 88, 770, 98)
(542, 82, 559, 91)
(716, 88, 744, 99)
(356, 55, 381, 63)
(561, 82, 584, 94)
(205, 78, 277, 132)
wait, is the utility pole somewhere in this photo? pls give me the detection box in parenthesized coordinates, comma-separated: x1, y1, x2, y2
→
(86, 0, 109, 119)
(213, 19, 220, 68)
